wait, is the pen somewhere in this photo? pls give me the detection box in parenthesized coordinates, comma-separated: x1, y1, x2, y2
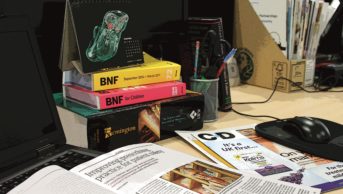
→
(216, 48, 237, 78)
(194, 41, 200, 79)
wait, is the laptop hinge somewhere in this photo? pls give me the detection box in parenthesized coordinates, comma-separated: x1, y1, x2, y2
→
(36, 144, 56, 156)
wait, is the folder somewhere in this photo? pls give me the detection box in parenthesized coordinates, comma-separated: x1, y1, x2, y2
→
(233, 0, 306, 92)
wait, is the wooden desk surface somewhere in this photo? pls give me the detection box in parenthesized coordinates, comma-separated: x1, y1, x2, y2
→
(157, 85, 343, 193)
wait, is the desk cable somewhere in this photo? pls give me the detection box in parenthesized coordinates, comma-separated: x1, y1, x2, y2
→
(231, 76, 343, 120)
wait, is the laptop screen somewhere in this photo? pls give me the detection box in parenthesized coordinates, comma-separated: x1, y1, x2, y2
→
(0, 31, 57, 151)
(0, 16, 65, 171)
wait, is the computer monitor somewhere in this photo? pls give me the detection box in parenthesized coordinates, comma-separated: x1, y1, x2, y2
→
(317, 0, 343, 61)
(2, 0, 188, 91)
(0, 16, 65, 165)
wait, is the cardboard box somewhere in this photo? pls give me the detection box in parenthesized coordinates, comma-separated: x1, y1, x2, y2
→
(54, 92, 204, 152)
(233, 0, 306, 92)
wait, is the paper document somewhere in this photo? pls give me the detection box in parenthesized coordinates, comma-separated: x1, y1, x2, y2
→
(177, 125, 343, 192)
(9, 143, 320, 194)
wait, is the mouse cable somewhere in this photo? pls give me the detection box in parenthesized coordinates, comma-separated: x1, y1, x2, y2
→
(231, 108, 281, 121)
(230, 76, 343, 121)
(232, 76, 343, 105)
(232, 77, 287, 105)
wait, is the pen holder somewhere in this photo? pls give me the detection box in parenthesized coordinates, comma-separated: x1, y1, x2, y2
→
(190, 78, 219, 122)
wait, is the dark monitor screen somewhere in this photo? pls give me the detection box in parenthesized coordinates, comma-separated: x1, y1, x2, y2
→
(0, 31, 57, 151)
(318, 1, 343, 58)
(2, 0, 188, 92)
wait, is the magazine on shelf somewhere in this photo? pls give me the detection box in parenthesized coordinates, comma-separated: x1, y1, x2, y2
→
(9, 143, 319, 194)
(177, 125, 343, 192)
(249, 0, 288, 56)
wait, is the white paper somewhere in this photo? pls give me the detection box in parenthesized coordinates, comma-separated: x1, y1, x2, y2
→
(249, 0, 288, 56)
(8, 165, 112, 194)
(70, 143, 197, 194)
(9, 143, 321, 194)
(177, 125, 343, 192)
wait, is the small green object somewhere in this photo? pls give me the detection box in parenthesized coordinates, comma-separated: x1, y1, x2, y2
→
(86, 10, 129, 62)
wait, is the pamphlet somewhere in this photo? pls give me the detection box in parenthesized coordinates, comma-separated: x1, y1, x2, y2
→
(249, 0, 288, 56)
(177, 125, 343, 192)
(9, 143, 320, 194)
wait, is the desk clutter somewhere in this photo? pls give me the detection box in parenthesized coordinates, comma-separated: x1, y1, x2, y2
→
(3, 0, 343, 193)
(55, 0, 343, 153)
(57, 0, 207, 151)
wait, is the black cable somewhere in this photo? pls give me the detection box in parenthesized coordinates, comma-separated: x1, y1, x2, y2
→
(220, 39, 231, 51)
(232, 108, 281, 120)
(231, 76, 343, 121)
(232, 76, 343, 105)
(230, 77, 288, 121)
(313, 74, 338, 91)
(232, 76, 284, 105)
(292, 77, 343, 92)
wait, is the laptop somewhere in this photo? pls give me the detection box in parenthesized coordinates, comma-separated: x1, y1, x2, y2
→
(0, 15, 101, 193)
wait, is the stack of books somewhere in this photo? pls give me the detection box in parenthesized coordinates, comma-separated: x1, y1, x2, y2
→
(58, 53, 192, 149)
(62, 53, 186, 110)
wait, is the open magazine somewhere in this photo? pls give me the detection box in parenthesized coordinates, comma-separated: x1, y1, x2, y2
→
(177, 125, 343, 193)
(9, 143, 319, 194)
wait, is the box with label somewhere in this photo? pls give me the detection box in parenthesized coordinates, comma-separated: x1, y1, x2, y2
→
(54, 92, 204, 152)
(233, 0, 306, 92)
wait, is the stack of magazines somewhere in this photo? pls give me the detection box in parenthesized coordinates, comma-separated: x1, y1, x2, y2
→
(287, 0, 340, 60)
(249, 0, 341, 86)
(250, 0, 340, 60)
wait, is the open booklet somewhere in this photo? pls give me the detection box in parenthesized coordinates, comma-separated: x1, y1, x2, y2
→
(177, 125, 343, 193)
(9, 143, 319, 194)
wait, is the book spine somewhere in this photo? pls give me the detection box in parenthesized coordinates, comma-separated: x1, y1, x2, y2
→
(63, 69, 93, 90)
(64, 85, 101, 109)
(66, 82, 186, 110)
(92, 62, 181, 91)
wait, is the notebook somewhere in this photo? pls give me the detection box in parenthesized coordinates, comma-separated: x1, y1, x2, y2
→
(0, 15, 101, 193)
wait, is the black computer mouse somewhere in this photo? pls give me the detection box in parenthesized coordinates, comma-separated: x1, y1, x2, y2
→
(282, 116, 332, 144)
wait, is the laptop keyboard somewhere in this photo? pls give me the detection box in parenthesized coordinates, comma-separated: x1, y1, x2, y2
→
(0, 150, 94, 194)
